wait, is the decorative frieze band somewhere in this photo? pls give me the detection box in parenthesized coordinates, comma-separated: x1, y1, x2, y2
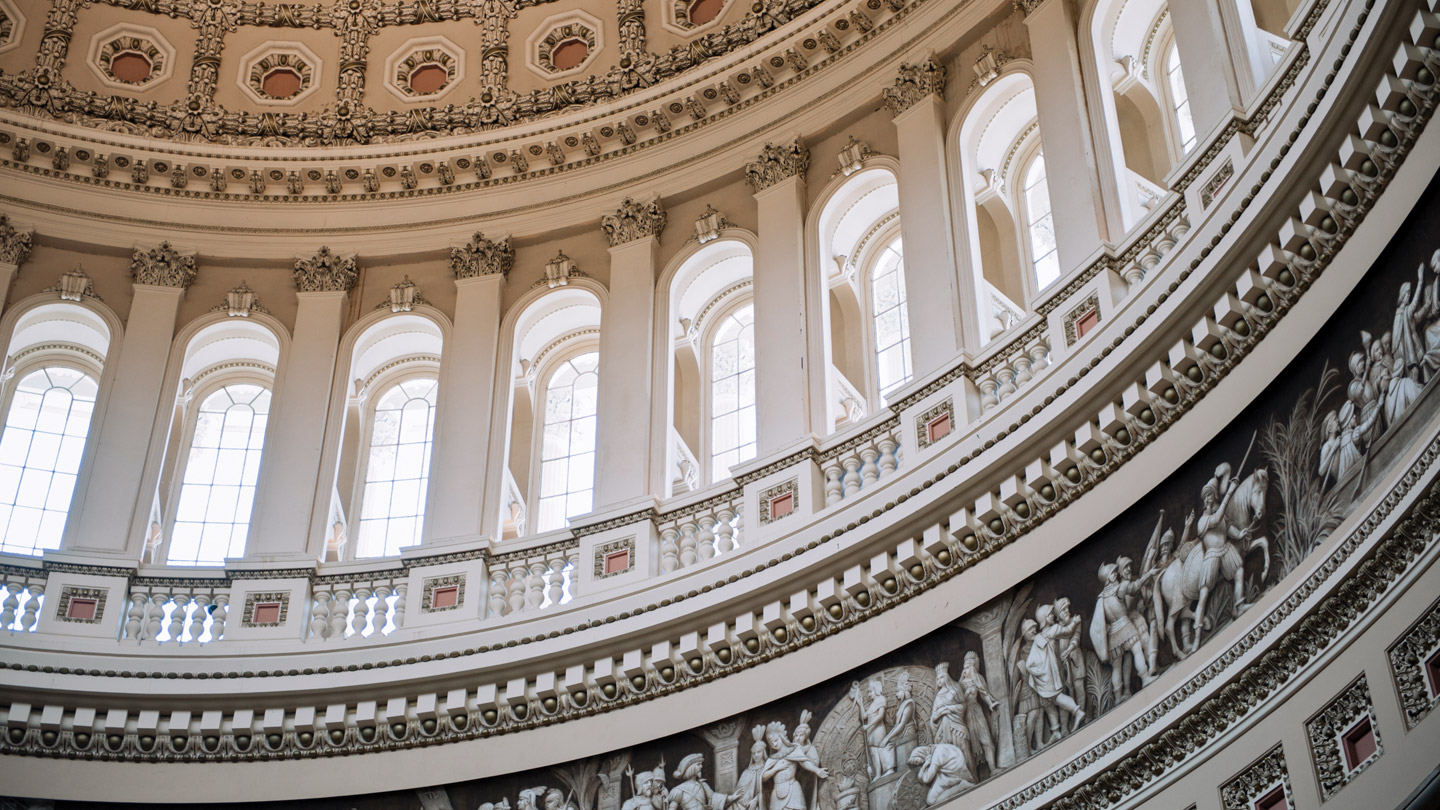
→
(601, 196, 667, 247)
(744, 138, 810, 193)
(292, 246, 358, 292)
(130, 241, 197, 289)
(881, 55, 948, 116)
(451, 232, 515, 279)
(0, 212, 33, 266)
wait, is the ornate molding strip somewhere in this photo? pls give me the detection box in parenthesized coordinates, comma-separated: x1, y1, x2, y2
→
(292, 246, 358, 292)
(130, 241, 197, 289)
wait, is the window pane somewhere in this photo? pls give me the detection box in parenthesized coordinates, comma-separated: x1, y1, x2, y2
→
(1026, 153, 1062, 291)
(872, 240, 914, 404)
(1167, 44, 1196, 152)
(0, 368, 99, 555)
(535, 353, 599, 531)
(354, 376, 437, 557)
(169, 383, 270, 565)
(708, 306, 758, 481)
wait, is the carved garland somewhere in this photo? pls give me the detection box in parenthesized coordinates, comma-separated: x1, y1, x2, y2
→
(1387, 595, 1440, 730)
(1305, 674, 1382, 801)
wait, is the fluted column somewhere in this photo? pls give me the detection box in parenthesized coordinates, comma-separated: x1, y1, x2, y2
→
(68, 244, 195, 557)
(1167, 0, 1270, 136)
(747, 140, 814, 452)
(247, 248, 355, 561)
(426, 234, 512, 543)
(594, 197, 665, 507)
(883, 58, 977, 362)
(0, 214, 34, 312)
(1019, 0, 1120, 270)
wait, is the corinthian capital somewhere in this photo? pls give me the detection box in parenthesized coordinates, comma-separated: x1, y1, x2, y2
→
(602, 196, 667, 247)
(293, 246, 358, 292)
(0, 214, 34, 267)
(744, 138, 810, 193)
(882, 56, 949, 116)
(130, 242, 198, 288)
(451, 232, 515, 279)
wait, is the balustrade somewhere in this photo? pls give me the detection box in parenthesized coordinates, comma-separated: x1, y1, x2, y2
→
(974, 329, 1053, 414)
(820, 421, 903, 506)
(308, 573, 406, 642)
(0, 568, 43, 633)
(656, 489, 744, 572)
(484, 543, 578, 618)
(123, 581, 229, 643)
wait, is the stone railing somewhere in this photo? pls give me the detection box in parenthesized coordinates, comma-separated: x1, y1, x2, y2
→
(123, 577, 230, 643)
(819, 417, 904, 504)
(656, 488, 745, 571)
(308, 570, 407, 642)
(485, 539, 579, 618)
(0, 565, 43, 633)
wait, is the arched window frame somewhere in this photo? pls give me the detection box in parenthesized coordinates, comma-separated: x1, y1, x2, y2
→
(696, 287, 756, 485)
(1010, 134, 1060, 302)
(346, 355, 441, 559)
(156, 363, 275, 566)
(1154, 30, 1197, 160)
(0, 346, 105, 557)
(526, 333, 601, 534)
(852, 220, 910, 409)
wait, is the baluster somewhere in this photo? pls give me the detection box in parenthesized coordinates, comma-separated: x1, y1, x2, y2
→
(487, 570, 509, 618)
(1172, 216, 1190, 237)
(842, 455, 861, 499)
(697, 514, 717, 561)
(714, 507, 736, 554)
(125, 590, 148, 641)
(979, 378, 1000, 412)
(565, 553, 579, 602)
(659, 526, 681, 573)
(545, 558, 565, 607)
(391, 584, 407, 629)
(995, 366, 1017, 400)
(877, 437, 898, 478)
(678, 520, 699, 568)
(524, 563, 547, 611)
(823, 463, 843, 506)
(20, 585, 43, 633)
(1029, 339, 1050, 373)
(1155, 233, 1176, 258)
(506, 563, 527, 614)
(309, 589, 332, 640)
(2, 583, 20, 631)
(329, 588, 351, 640)
(186, 595, 209, 643)
(350, 587, 373, 637)
(166, 595, 189, 642)
(144, 592, 168, 642)
(1012, 352, 1033, 386)
(371, 585, 394, 635)
(210, 594, 229, 642)
(732, 503, 744, 547)
(859, 445, 880, 489)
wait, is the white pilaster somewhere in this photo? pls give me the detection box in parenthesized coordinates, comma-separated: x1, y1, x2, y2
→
(594, 235, 657, 507)
(1168, 0, 1268, 137)
(892, 94, 975, 363)
(67, 284, 184, 557)
(425, 273, 504, 543)
(752, 175, 813, 452)
(247, 290, 347, 561)
(1023, 0, 1115, 273)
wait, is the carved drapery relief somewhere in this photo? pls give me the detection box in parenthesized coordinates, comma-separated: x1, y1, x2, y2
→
(602, 197, 667, 246)
(452, 232, 516, 278)
(693, 205, 731, 244)
(213, 280, 268, 317)
(378, 275, 427, 312)
(46, 265, 98, 301)
(0, 213, 33, 266)
(130, 242, 198, 288)
(745, 138, 810, 193)
(293, 246, 358, 292)
(881, 56, 948, 116)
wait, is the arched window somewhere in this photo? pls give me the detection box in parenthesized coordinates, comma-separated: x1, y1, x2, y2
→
(0, 366, 98, 555)
(536, 351, 598, 532)
(870, 238, 912, 404)
(709, 303, 756, 481)
(168, 383, 270, 565)
(1023, 151, 1061, 290)
(355, 377, 438, 558)
(1165, 42, 1196, 153)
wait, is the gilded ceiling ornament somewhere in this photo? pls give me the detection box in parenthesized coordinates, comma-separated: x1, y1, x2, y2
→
(0, 213, 34, 266)
(130, 241, 198, 288)
(293, 246, 358, 292)
(744, 137, 810, 192)
(602, 197, 667, 246)
(451, 232, 515, 278)
(882, 55, 948, 115)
